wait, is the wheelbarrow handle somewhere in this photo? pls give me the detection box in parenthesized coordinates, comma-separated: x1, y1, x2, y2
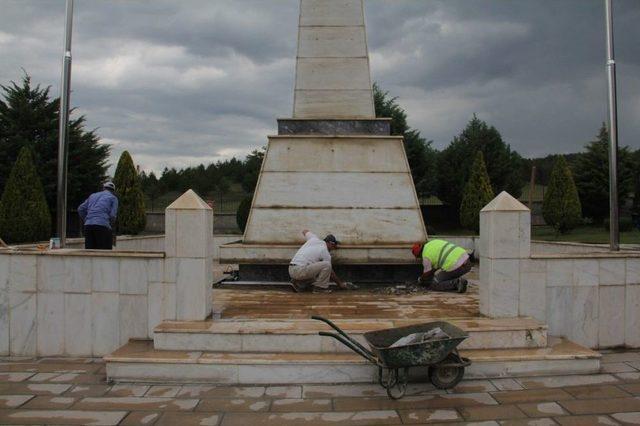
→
(319, 331, 379, 365)
(312, 315, 375, 361)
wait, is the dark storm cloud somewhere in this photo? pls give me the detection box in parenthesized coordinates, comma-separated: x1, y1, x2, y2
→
(0, 0, 638, 173)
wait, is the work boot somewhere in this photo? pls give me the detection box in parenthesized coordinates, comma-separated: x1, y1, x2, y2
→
(291, 280, 311, 293)
(456, 278, 468, 294)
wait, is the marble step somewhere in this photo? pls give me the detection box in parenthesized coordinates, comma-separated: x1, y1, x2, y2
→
(153, 317, 548, 352)
(105, 338, 600, 384)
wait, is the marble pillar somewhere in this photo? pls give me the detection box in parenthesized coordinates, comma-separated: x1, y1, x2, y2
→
(480, 191, 531, 318)
(165, 190, 213, 321)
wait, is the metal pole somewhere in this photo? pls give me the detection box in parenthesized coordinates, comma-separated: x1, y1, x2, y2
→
(56, 0, 74, 248)
(605, 0, 620, 251)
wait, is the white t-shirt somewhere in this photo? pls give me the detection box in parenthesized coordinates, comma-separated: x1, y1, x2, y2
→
(290, 232, 331, 266)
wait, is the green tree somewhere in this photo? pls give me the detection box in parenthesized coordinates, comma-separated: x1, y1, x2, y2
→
(241, 148, 265, 194)
(140, 171, 162, 211)
(631, 149, 640, 216)
(0, 74, 109, 220)
(459, 151, 494, 232)
(373, 83, 438, 198)
(573, 124, 634, 224)
(113, 151, 146, 234)
(542, 156, 582, 234)
(438, 115, 523, 211)
(236, 195, 252, 233)
(0, 147, 51, 243)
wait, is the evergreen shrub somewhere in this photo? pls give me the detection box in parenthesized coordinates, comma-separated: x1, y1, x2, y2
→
(542, 156, 582, 234)
(460, 151, 494, 232)
(0, 147, 51, 243)
(113, 151, 146, 234)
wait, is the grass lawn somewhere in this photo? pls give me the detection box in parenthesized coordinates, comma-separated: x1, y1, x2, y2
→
(532, 225, 640, 245)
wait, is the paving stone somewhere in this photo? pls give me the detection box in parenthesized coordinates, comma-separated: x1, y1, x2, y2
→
(0, 360, 100, 374)
(492, 389, 575, 404)
(64, 384, 111, 397)
(0, 383, 71, 395)
(459, 405, 527, 421)
(492, 379, 524, 391)
(178, 385, 265, 398)
(74, 396, 199, 411)
(196, 398, 270, 412)
(629, 362, 640, 371)
(107, 384, 150, 397)
(559, 397, 640, 415)
(145, 385, 182, 398)
(156, 411, 221, 426)
(611, 411, 640, 424)
(397, 408, 462, 424)
(22, 396, 75, 409)
(619, 384, 640, 396)
(49, 373, 80, 382)
(554, 414, 620, 425)
(601, 353, 640, 364)
(0, 408, 127, 425)
(0, 363, 101, 373)
(28, 372, 61, 382)
(616, 373, 640, 383)
(449, 380, 498, 394)
(270, 398, 331, 412)
(517, 402, 568, 417)
(120, 411, 162, 425)
(603, 363, 638, 374)
(333, 393, 498, 411)
(519, 375, 619, 389)
(220, 410, 402, 426)
(499, 419, 558, 426)
(0, 372, 35, 382)
(265, 385, 302, 398)
(0, 395, 34, 408)
(563, 385, 632, 399)
(67, 374, 107, 384)
(303, 384, 388, 398)
(38, 357, 92, 364)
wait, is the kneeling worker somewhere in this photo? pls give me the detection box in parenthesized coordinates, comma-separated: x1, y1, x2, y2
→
(289, 229, 349, 292)
(412, 239, 471, 293)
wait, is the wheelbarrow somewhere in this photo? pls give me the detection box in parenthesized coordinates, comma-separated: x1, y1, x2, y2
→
(312, 316, 471, 399)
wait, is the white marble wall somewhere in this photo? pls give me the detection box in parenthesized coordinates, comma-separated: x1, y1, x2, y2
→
(540, 256, 640, 349)
(0, 252, 167, 357)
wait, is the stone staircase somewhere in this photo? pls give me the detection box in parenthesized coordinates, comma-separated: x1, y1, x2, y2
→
(105, 315, 601, 384)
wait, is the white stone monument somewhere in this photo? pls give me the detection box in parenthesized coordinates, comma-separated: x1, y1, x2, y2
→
(220, 0, 427, 282)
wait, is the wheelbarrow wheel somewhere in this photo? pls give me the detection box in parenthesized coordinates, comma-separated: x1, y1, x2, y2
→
(428, 365, 464, 390)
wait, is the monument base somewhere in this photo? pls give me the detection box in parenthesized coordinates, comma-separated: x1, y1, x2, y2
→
(219, 242, 423, 284)
(237, 263, 422, 284)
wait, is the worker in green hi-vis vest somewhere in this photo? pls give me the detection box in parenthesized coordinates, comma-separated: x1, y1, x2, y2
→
(411, 239, 472, 293)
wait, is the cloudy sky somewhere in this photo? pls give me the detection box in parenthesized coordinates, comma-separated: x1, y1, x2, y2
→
(1, 0, 639, 174)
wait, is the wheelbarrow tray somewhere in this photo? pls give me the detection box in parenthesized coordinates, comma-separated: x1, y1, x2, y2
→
(363, 321, 468, 369)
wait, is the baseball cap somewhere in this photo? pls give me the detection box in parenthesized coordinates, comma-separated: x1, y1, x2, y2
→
(103, 181, 116, 191)
(411, 242, 423, 258)
(324, 234, 340, 245)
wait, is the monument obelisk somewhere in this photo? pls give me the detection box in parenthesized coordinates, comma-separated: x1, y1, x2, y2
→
(220, 0, 427, 282)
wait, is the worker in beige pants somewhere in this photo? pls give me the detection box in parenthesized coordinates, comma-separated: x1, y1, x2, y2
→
(289, 230, 347, 292)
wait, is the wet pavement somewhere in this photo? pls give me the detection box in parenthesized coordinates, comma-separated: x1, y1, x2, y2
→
(1, 351, 640, 425)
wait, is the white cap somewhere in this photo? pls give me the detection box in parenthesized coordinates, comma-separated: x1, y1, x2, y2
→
(103, 181, 115, 191)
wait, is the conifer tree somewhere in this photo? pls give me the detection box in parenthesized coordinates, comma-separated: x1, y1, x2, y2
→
(113, 151, 146, 234)
(460, 151, 494, 232)
(543, 156, 582, 234)
(573, 124, 634, 223)
(0, 74, 109, 220)
(0, 147, 51, 243)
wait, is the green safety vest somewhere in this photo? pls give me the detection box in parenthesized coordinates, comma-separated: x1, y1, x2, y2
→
(421, 239, 467, 271)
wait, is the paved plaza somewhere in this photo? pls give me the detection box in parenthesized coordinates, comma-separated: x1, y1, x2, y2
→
(0, 352, 639, 425)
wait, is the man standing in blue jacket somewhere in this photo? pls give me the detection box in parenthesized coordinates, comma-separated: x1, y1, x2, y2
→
(78, 182, 119, 249)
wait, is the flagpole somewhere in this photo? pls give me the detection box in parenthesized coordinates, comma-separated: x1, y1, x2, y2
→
(604, 0, 620, 251)
(56, 0, 73, 248)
